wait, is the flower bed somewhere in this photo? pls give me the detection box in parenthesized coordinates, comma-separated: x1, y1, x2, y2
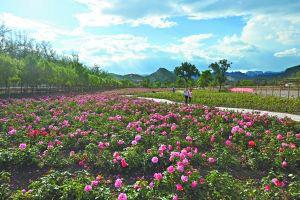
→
(0, 90, 299, 199)
(137, 90, 300, 114)
(229, 87, 255, 93)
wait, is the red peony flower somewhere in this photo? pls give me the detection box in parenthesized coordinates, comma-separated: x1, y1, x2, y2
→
(248, 140, 256, 148)
(121, 159, 128, 168)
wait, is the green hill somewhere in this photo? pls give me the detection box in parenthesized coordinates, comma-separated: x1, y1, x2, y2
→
(146, 68, 176, 83)
(110, 68, 176, 83)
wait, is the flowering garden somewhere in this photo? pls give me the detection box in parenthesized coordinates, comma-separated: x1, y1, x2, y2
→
(137, 90, 300, 114)
(0, 89, 299, 199)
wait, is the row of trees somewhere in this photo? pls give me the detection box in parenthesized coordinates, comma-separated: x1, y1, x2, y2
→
(174, 60, 231, 91)
(0, 24, 134, 96)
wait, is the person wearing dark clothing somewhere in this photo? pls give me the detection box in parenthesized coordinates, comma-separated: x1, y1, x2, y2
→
(184, 88, 189, 104)
(188, 88, 192, 103)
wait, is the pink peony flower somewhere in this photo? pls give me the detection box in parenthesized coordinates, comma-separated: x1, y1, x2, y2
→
(210, 135, 216, 143)
(84, 185, 92, 192)
(118, 140, 125, 145)
(118, 193, 127, 200)
(19, 143, 27, 150)
(245, 132, 252, 137)
(149, 181, 154, 188)
(181, 175, 188, 183)
(167, 166, 175, 173)
(191, 181, 198, 188)
(281, 161, 288, 168)
(225, 140, 231, 146)
(92, 180, 99, 187)
(277, 134, 283, 141)
(171, 124, 177, 132)
(173, 194, 178, 200)
(136, 127, 142, 133)
(186, 136, 193, 142)
(135, 134, 141, 141)
(265, 185, 270, 191)
(208, 157, 216, 164)
(199, 178, 205, 184)
(154, 173, 163, 181)
(151, 157, 159, 164)
(231, 126, 239, 134)
(121, 159, 128, 168)
(272, 178, 282, 187)
(98, 142, 105, 149)
(131, 140, 137, 145)
(176, 184, 183, 191)
(8, 129, 16, 136)
(114, 178, 123, 188)
(177, 165, 184, 172)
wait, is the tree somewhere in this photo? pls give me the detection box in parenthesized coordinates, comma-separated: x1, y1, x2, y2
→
(237, 79, 255, 87)
(0, 54, 18, 95)
(197, 70, 212, 88)
(174, 62, 200, 86)
(141, 78, 150, 88)
(209, 59, 231, 91)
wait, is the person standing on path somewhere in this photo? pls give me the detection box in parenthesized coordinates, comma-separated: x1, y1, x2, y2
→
(184, 88, 189, 104)
(188, 88, 192, 103)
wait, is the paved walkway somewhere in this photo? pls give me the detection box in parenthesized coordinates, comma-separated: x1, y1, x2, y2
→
(130, 96, 300, 122)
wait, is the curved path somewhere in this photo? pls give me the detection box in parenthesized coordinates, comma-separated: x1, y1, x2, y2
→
(130, 96, 300, 122)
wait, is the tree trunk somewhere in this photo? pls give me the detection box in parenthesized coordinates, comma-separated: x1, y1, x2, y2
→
(219, 84, 222, 92)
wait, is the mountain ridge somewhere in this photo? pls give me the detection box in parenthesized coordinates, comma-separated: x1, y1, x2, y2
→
(110, 65, 300, 83)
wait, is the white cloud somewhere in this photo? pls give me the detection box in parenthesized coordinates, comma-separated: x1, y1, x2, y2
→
(74, 0, 177, 28)
(131, 16, 177, 28)
(60, 33, 151, 67)
(274, 48, 300, 58)
(160, 34, 214, 61)
(160, 33, 256, 63)
(241, 14, 300, 49)
(0, 12, 73, 41)
(211, 34, 256, 59)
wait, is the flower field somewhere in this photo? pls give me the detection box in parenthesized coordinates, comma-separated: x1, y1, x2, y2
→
(137, 90, 300, 114)
(0, 90, 299, 199)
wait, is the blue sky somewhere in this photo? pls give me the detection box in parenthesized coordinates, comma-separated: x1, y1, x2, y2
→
(1, 0, 300, 75)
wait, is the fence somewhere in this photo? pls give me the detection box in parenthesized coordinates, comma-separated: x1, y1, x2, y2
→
(254, 86, 300, 98)
(211, 86, 300, 99)
(0, 85, 123, 98)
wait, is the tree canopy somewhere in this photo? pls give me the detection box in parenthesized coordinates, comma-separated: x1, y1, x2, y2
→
(197, 70, 213, 88)
(209, 59, 231, 91)
(0, 24, 134, 94)
(174, 62, 200, 85)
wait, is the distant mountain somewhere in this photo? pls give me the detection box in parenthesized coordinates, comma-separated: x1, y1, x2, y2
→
(110, 64, 300, 83)
(226, 71, 248, 81)
(245, 71, 264, 77)
(111, 68, 176, 83)
(226, 65, 300, 81)
(123, 74, 145, 83)
(147, 68, 176, 83)
(283, 65, 300, 77)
